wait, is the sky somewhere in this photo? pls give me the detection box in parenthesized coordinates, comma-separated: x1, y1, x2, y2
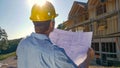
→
(0, 0, 88, 40)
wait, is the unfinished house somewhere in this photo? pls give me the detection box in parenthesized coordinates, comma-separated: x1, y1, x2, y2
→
(63, 0, 120, 66)
(63, 1, 88, 32)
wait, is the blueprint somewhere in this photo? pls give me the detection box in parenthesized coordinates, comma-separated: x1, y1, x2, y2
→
(49, 29, 93, 65)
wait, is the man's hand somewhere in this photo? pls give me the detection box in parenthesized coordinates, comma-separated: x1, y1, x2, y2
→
(88, 48, 95, 59)
(78, 48, 95, 68)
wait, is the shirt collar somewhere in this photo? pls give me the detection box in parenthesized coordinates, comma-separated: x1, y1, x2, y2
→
(31, 32, 49, 40)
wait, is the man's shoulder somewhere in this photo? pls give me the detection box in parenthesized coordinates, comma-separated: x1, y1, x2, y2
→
(18, 36, 32, 45)
(53, 45, 65, 53)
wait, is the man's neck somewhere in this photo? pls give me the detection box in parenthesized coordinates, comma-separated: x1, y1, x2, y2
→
(35, 32, 49, 36)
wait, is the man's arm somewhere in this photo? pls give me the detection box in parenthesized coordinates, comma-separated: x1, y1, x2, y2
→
(54, 47, 78, 68)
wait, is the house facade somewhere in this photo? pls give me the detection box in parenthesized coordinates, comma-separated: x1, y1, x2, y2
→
(63, 0, 120, 66)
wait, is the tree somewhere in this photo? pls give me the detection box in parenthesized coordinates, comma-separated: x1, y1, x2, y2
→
(0, 38, 22, 54)
(0, 27, 8, 50)
(0, 38, 8, 50)
(57, 23, 66, 30)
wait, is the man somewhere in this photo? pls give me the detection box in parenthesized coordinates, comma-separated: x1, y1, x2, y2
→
(17, 1, 94, 68)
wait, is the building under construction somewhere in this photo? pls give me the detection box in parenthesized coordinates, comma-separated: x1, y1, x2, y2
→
(63, 0, 120, 66)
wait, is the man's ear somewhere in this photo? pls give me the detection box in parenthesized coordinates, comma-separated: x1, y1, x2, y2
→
(50, 21, 54, 28)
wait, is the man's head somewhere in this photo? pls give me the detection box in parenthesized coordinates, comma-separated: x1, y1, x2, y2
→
(33, 19, 55, 35)
(30, 1, 57, 35)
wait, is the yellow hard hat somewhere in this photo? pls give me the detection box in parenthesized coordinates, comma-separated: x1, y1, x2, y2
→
(30, 1, 58, 21)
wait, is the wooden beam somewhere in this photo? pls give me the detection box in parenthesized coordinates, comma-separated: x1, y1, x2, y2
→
(66, 10, 119, 30)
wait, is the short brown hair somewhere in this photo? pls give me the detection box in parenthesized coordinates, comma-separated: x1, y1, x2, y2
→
(33, 20, 51, 33)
